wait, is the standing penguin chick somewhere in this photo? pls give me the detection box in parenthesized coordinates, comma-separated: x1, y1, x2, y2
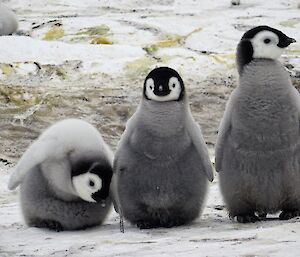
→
(8, 119, 113, 231)
(216, 26, 298, 223)
(0, 4, 18, 35)
(113, 67, 214, 229)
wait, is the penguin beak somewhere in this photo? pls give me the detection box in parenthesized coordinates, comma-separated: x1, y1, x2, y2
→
(278, 37, 297, 48)
(92, 188, 109, 202)
(153, 85, 171, 96)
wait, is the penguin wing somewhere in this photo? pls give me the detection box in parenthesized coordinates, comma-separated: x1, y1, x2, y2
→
(111, 113, 138, 213)
(8, 137, 65, 190)
(215, 108, 232, 173)
(215, 89, 239, 173)
(186, 110, 214, 182)
(290, 86, 300, 116)
(110, 173, 120, 213)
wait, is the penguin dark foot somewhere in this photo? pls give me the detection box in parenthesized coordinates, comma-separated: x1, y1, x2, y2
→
(236, 213, 259, 223)
(258, 213, 267, 220)
(31, 218, 64, 232)
(279, 210, 300, 220)
(160, 218, 187, 228)
(136, 220, 160, 229)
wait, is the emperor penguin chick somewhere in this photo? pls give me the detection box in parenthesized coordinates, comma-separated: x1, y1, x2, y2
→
(215, 26, 298, 223)
(8, 119, 113, 231)
(113, 67, 214, 229)
(0, 4, 18, 35)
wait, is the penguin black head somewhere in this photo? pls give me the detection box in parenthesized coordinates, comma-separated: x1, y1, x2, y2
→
(71, 159, 113, 203)
(237, 26, 296, 73)
(143, 67, 185, 102)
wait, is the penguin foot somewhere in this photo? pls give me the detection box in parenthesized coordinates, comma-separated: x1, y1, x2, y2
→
(160, 218, 187, 228)
(136, 218, 186, 229)
(279, 210, 300, 220)
(31, 218, 64, 232)
(136, 220, 160, 229)
(258, 213, 267, 220)
(236, 213, 259, 223)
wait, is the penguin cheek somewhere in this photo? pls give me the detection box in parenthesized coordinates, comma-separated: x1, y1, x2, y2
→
(72, 173, 102, 203)
(145, 78, 155, 93)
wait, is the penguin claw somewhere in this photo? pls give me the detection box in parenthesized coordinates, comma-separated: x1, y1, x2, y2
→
(236, 214, 259, 223)
(136, 220, 160, 229)
(258, 213, 267, 220)
(136, 218, 186, 229)
(279, 210, 300, 220)
(32, 218, 64, 232)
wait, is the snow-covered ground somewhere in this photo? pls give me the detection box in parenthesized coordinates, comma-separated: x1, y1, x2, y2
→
(1, 0, 300, 256)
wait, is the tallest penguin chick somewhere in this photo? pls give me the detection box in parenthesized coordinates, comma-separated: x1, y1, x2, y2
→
(216, 26, 298, 223)
(114, 67, 214, 229)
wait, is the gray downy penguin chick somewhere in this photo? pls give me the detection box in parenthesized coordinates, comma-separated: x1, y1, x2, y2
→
(8, 119, 113, 231)
(113, 67, 214, 229)
(215, 25, 298, 223)
(0, 4, 18, 35)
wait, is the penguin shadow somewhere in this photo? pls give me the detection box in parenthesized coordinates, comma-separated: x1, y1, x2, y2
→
(24, 219, 118, 234)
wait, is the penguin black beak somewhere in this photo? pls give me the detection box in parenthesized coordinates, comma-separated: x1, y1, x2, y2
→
(278, 37, 297, 48)
(92, 188, 110, 202)
(154, 90, 171, 96)
(153, 85, 171, 96)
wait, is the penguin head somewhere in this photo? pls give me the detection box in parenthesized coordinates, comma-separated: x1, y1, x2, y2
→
(71, 159, 112, 203)
(237, 26, 296, 72)
(143, 67, 185, 102)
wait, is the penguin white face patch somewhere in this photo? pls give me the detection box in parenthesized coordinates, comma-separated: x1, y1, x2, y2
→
(145, 77, 181, 102)
(72, 172, 102, 202)
(251, 31, 284, 59)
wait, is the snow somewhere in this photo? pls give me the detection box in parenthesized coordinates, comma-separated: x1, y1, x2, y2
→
(2, 164, 300, 257)
(0, 36, 144, 75)
(1, 0, 300, 256)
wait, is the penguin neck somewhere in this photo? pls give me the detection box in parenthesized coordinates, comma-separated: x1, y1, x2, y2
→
(137, 97, 188, 137)
(239, 59, 291, 91)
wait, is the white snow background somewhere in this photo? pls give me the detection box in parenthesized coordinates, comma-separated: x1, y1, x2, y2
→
(1, 0, 300, 256)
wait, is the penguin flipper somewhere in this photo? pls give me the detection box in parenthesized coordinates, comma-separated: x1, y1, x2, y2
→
(110, 173, 120, 214)
(186, 111, 214, 182)
(112, 156, 126, 232)
(8, 137, 60, 190)
(215, 110, 232, 173)
(215, 89, 239, 173)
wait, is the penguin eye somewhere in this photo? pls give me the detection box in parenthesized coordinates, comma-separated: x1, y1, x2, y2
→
(264, 38, 271, 44)
(146, 78, 154, 91)
(89, 179, 95, 187)
(168, 77, 180, 90)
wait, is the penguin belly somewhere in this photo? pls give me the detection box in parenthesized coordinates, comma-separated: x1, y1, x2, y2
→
(219, 127, 300, 216)
(118, 141, 208, 227)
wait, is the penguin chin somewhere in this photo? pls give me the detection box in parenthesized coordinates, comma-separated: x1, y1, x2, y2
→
(149, 95, 177, 102)
(252, 43, 284, 60)
(72, 172, 102, 203)
(145, 88, 181, 102)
